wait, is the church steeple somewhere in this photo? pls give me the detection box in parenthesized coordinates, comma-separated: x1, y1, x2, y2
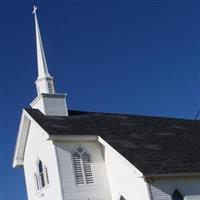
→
(33, 6, 55, 95)
(30, 6, 68, 116)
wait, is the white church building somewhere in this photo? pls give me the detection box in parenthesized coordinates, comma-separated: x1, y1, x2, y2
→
(13, 6, 200, 200)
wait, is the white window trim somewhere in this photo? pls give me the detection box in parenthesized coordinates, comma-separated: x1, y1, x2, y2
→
(34, 159, 50, 193)
(71, 145, 95, 186)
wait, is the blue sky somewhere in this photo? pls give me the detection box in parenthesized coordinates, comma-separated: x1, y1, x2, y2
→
(0, 0, 200, 199)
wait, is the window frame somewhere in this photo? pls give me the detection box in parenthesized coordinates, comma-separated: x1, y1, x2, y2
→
(72, 145, 95, 186)
(34, 159, 50, 192)
(119, 195, 126, 200)
(172, 189, 184, 200)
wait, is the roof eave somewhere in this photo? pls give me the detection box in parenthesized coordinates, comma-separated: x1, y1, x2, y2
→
(48, 134, 98, 141)
(143, 172, 200, 179)
(12, 109, 31, 168)
(12, 109, 50, 168)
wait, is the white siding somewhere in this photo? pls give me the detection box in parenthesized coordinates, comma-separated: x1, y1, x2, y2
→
(186, 196, 200, 200)
(100, 138, 150, 200)
(55, 141, 112, 200)
(149, 177, 200, 200)
(149, 185, 171, 200)
(23, 122, 63, 200)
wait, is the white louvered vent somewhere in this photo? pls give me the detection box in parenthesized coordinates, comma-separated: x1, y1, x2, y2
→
(72, 147, 94, 185)
(73, 152, 84, 184)
(82, 152, 93, 184)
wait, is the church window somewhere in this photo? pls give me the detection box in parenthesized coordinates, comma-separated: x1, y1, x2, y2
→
(72, 147, 94, 185)
(34, 160, 49, 191)
(44, 166, 49, 185)
(34, 173, 39, 191)
(48, 82, 53, 94)
(38, 160, 45, 187)
(119, 195, 126, 200)
(172, 189, 183, 200)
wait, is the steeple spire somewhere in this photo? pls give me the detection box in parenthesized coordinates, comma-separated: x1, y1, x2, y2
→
(32, 5, 55, 95)
(31, 6, 68, 116)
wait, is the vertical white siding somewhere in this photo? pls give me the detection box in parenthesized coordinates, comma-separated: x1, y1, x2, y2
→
(149, 177, 200, 200)
(55, 141, 112, 200)
(23, 122, 63, 200)
(100, 138, 150, 200)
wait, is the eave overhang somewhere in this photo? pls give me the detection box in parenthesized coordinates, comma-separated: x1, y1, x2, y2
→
(12, 109, 49, 168)
(143, 172, 200, 179)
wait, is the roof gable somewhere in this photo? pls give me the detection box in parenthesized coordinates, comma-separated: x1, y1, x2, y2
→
(24, 108, 200, 176)
(12, 109, 49, 167)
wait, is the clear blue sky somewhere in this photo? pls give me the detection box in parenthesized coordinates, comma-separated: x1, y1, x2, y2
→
(0, 0, 199, 199)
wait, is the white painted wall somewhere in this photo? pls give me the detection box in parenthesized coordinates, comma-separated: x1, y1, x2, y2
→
(99, 138, 150, 200)
(30, 94, 68, 116)
(149, 177, 200, 200)
(55, 141, 112, 200)
(23, 122, 63, 200)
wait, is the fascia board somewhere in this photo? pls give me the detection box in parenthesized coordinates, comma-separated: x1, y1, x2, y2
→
(12, 109, 49, 168)
(12, 110, 30, 168)
(143, 172, 200, 179)
(49, 135, 98, 142)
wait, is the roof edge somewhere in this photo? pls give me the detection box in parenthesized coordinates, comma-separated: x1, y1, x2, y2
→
(12, 109, 31, 168)
(143, 172, 200, 179)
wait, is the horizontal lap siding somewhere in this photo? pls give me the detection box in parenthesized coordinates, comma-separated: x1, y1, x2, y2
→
(149, 185, 171, 200)
(187, 196, 200, 200)
(149, 178, 200, 200)
(55, 142, 112, 200)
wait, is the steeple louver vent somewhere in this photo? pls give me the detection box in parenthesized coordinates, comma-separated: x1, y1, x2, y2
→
(72, 147, 94, 185)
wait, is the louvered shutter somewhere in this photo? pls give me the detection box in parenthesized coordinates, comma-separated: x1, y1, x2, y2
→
(82, 152, 93, 184)
(73, 152, 84, 184)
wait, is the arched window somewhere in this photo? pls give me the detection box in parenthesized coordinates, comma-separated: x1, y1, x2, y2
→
(119, 195, 126, 200)
(72, 146, 94, 185)
(34, 173, 39, 191)
(172, 189, 183, 200)
(38, 160, 45, 187)
(34, 160, 49, 191)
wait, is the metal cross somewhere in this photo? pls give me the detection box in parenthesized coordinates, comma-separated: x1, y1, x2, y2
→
(32, 5, 38, 18)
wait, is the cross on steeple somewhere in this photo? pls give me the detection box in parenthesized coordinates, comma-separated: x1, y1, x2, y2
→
(32, 5, 37, 17)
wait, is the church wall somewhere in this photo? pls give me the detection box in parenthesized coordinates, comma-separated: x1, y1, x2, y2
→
(23, 122, 63, 200)
(149, 177, 200, 200)
(101, 139, 150, 200)
(55, 141, 112, 200)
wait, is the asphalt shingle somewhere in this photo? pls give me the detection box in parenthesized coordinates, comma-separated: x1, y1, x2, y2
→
(25, 108, 200, 176)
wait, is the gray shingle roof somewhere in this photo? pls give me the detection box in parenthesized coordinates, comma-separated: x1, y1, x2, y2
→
(25, 108, 200, 176)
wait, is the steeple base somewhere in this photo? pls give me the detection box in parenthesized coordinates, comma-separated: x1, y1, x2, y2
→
(30, 93, 68, 116)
